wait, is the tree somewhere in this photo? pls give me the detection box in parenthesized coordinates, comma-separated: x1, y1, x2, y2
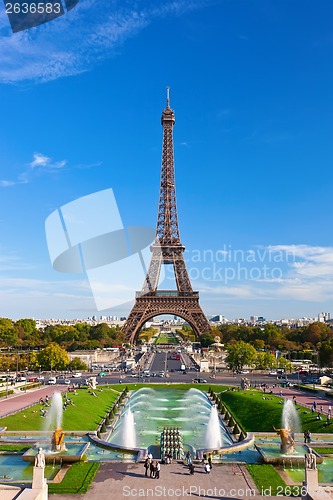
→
(37, 343, 69, 371)
(254, 351, 277, 370)
(68, 358, 88, 371)
(199, 332, 216, 347)
(225, 341, 257, 371)
(0, 318, 18, 348)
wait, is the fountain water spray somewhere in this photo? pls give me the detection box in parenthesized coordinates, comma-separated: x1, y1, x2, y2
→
(122, 407, 136, 448)
(205, 405, 223, 449)
(43, 392, 63, 431)
(282, 399, 300, 434)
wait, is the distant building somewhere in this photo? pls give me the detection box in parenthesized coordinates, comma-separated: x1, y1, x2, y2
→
(318, 312, 330, 322)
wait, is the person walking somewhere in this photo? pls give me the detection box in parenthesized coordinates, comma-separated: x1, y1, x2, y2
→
(186, 451, 192, 465)
(189, 463, 195, 475)
(204, 463, 211, 474)
(149, 460, 155, 478)
(155, 461, 160, 479)
(208, 453, 213, 469)
(144, 458, 149, 476)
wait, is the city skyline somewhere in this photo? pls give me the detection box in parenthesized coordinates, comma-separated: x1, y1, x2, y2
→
(0, 0, 333, 320)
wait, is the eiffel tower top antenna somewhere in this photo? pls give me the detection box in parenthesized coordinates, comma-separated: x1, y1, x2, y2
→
(166, 86, 170, 108)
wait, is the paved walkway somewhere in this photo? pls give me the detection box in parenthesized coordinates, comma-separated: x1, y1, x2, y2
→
(51, 462, 266, 500)
(274, 386, 332, 412)
(0, 385, 68, 418)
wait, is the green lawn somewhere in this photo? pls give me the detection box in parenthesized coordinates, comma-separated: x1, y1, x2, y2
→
(0, 387, 121, 431)
(312, 447, 333, 455)
(154, 333, 180, 344)
(0, 444, 30, 452)
(220, 389, 333, 433)
(0, 384, 229, 432)
(246, 464, 291, 496)
(48, 462, 100, 494)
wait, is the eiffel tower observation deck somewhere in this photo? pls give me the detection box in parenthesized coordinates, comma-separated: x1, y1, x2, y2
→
(122, 89, 212, 343)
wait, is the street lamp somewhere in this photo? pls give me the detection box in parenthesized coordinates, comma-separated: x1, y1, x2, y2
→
(24, 366, 28, 392)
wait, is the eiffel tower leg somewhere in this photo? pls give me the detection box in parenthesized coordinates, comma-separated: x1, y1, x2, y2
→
(122, 295, 212, 344)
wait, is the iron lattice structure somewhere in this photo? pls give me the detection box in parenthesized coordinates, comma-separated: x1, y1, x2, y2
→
(122, 89, 212, 343)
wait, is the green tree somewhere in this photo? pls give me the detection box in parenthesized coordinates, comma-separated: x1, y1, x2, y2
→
(225, 341, 257, 371)
(199, 332, 216, 347)
(68, 358, 88, 371)
(0, 318, 18, 348)
(37, 343, 69, 371)
(254, 351, 277, 370)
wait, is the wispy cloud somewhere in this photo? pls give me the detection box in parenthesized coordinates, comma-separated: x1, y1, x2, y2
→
(30, 152, 66, 170)
(187, 244, 333, 305)
(0, 151, 67, 187)
(0, 0, 211, 84)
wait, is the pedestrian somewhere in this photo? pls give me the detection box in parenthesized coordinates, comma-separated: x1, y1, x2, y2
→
(150, 460, 155, 478)
(208, 453, 213, 469)
(204, 463, 211, 474)
(306, 430, 311, 443)
(155, 461, 160, 479)
(201, 452, 207, 464)
(189, 463, 195, 475)
(186, 451, 192, 465)
(144, 458, 149, 476)
(313, 401, 317, 410)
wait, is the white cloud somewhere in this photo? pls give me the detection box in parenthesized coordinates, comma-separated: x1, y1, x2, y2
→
(0, 0, 211, 84)
(30, 152, 67, 170)
(0, 151, 67, 187)
(0, 180, 15, 187)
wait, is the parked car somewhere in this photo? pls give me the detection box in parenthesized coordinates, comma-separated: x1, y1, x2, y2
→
(48, 377, 57, 385)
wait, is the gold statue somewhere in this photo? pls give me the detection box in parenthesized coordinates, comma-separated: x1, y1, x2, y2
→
(51, 427, 66, 451)
(273, 426, 295, 454)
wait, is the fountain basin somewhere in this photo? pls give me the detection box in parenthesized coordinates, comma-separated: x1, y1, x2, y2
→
(0, 454, 61, 482)
(22, 443, 89, 464)
(107, 388, 233, 458)
(255, 442, 323, 466)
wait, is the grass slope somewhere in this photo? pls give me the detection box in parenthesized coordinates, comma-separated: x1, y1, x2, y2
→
(0, 387, 121, 431)
(0, 384, 227, 431)
(220, 389, 333, 433)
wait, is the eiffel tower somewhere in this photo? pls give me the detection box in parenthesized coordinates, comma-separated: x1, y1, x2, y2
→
(122, 89, 212, 343)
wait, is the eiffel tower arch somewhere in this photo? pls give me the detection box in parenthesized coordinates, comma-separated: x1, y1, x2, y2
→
(122, 89, 212, 344)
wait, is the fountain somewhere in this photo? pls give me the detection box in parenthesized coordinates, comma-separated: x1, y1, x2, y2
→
(105, 388, 233, 457)
(255, 399, 323, 465)
(205, 405, 223, 449)
(273, 399, 300, 454)
(22, 392, 89, 464)
(122, 408, 136, 449)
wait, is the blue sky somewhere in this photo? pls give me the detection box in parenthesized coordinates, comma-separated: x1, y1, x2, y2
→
(0, 0, 333, 321)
